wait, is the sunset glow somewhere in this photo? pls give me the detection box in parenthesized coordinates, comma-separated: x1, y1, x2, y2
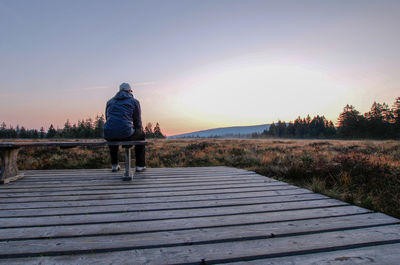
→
(173, 61, 348, 125)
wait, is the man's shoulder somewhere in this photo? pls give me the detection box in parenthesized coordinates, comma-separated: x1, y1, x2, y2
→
(132, 97, 140, 105)
(106, 98, 115, 105)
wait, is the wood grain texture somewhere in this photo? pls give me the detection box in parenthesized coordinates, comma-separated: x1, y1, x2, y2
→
(0, 148, 23, 184)
(0, 167, 399, 264)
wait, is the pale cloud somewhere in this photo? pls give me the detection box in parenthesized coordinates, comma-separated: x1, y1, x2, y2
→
(62, 86, 111, 92)
(133, 81, 157, 87)
(60, 83, 153, 92)
(81, 86, 111, 91)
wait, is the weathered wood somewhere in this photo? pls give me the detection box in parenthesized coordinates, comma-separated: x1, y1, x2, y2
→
(20, 168, 255, 178)
(0, 206, 371, 241)
(123, 146, 132, 180)
(0, 193, 329, 217)
(20, 166, 242, 174)
(228, 243, 400, 265)
(2, 172, 274, 181)
(0, 182, 290, 198)
(0, 148, 24, 184)
(0, 214, 398, 258)
(13, 172, 264, 181)
(10, 175, 273, 185)
(0, 178, 282, 193)
(0, 167, 399, 264)
(0, 186, 306, 203)
(0, 199, 348, 228)
(1, 225, 399, 264)
(0, 189, 312, 210)
(0, 180, 280, 191)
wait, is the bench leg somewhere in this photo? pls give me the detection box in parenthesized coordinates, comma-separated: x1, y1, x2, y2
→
(123, 146, 133, 180)
(0, 148, 24, 184)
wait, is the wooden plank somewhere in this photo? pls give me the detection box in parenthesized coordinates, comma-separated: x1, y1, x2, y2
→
(0, 177, 276, 187)
(0, 180, 283, 195)
(22, 166, 232, 171)
(15, 173, 262, 183)
(10, 176, 270, 185)
(18, 172, 264, 180)
(15, 177, 269, 185)
(1, 224, 399, 264)
(19, 173, 259, 180)
(0, 179, 283, 193)
(12, 174, 266, 187)
(0, 182, 290, 198)
(0, 189, 314, 210)
(1, 180, 279, 191)
(0, 214, 398, 258)
(0, 186, 304, 203)
(0, 177, 279, 190)
(21, 167, 244, 175)
(0, 206, 370, 240)
(0, 193, 329, 217)
(0, 174, 24, 185)
(0, 199, 348, 228)
(21, 170, 257, 177)
(22, 167, 247, 173)
(228, 243, 400, 265)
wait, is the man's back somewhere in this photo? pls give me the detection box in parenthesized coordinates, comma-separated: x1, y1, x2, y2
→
(103, 82, 146, 172)
(103, 90, 140, 140)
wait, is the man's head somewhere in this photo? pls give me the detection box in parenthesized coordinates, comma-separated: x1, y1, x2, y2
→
(119, 83, 132, 93)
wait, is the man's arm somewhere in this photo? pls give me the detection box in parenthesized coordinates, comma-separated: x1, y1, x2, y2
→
(105, 101, 110, 120)
(133, 99, 143, 131)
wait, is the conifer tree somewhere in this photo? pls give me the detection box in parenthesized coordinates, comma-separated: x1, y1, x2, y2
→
(145, 122, 154, 138)
(94, 115, 105, 138)
(47, 124, 57, 138)
(153, 123, 165, 138)
(39, 127, 46, 138)
(337, 105, 364, 138)
(268, 123, 277, 137)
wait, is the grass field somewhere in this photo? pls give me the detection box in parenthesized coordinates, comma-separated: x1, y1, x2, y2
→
(13, 138, 400, 219)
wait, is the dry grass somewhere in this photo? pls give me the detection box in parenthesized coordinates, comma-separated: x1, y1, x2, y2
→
(11, 138, 400, 218)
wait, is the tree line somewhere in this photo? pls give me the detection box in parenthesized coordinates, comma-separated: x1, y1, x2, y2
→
(255, 115, 336, 139)
(336, 98, 400, 139)
(253, 96, 400, 139)
(0, 115, 166, 139)
(2, 97, 399, 140)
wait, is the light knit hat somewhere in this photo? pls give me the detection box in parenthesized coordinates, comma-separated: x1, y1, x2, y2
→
(119, 83, 132, 92)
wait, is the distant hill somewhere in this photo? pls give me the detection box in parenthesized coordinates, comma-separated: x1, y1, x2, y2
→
(169, 124, 270, 138)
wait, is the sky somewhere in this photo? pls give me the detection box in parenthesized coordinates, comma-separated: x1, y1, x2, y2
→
(0, 0, 399, 136)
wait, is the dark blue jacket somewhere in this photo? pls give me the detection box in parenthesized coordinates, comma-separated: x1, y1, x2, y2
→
(103, 91, 142, 140)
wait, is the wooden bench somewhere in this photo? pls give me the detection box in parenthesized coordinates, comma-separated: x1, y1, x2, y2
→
(0, 140, 148, 184)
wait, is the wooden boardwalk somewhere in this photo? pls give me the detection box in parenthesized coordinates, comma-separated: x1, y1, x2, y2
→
(0, 166, 399, 264)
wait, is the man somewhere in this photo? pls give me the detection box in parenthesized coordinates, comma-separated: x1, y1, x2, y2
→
(103, 82, 145, 172)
